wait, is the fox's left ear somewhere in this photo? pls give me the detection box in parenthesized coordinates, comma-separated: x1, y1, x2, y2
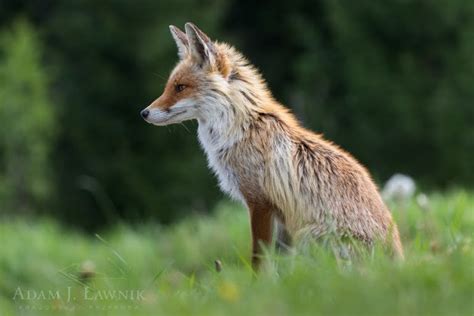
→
(169, 25, 188, 59)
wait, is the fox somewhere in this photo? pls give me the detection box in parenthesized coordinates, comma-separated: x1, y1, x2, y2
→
(140, 23, 404, 267)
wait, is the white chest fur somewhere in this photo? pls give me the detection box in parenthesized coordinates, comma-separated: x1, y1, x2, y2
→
(197, 122, 243, 201)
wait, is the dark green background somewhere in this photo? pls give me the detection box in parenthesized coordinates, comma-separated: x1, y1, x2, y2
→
(1, 0, 473, 229)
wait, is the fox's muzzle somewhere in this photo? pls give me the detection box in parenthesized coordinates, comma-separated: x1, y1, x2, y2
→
(140, 99, 196, 126)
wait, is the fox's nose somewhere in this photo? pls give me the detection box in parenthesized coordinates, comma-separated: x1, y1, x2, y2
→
(140, 109, 149, 119)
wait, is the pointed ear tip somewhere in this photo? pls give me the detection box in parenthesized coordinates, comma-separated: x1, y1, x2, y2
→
(185, 22, 198, 32)
(169, 25, 180, 33)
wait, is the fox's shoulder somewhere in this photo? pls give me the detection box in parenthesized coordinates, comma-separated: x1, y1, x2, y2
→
(254, 103, 370, 172)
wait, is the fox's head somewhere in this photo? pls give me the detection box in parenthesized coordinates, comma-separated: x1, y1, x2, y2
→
(141, 23, 269, 127)
(140, 23, 233, 126)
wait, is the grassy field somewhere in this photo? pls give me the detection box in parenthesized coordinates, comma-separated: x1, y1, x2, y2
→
(0, 191, 473, 315)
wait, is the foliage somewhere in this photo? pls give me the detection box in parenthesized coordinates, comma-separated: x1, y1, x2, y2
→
(0, 191, 473, 315)
(0, 20, 55, 214)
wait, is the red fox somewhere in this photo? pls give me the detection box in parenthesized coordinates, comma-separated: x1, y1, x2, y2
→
(141, 23, 403, 267)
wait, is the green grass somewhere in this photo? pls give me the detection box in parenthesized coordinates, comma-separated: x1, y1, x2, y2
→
(0, 191, 473, 315)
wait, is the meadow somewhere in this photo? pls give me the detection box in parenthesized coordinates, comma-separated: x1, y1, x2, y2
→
(0, 191, 473, 315)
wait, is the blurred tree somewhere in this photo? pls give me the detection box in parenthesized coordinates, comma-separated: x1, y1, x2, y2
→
(41, 0, 228, 228)
(0, 20, 56, 214)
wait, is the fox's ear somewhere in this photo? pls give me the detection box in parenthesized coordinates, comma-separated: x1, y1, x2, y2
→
(169, 25, 188, 59)
(184, 22, 217, 68)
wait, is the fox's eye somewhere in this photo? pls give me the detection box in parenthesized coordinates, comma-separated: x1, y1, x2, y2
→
(175, 84, 186, 93)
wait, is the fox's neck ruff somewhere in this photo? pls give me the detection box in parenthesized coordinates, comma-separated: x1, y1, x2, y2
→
(198, 57, 265, 144)
(196, 53, 278, 201)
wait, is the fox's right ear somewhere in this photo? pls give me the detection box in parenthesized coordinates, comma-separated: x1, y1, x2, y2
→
(184, 22, 217, 68)
(169, 25, 188, 59)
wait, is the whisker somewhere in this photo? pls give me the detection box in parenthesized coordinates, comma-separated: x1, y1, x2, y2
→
(180, 122, 191, 133)
(152, 72, 168, 82)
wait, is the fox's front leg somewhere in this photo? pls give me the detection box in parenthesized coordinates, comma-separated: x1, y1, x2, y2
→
(247, 200, 273, 268)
